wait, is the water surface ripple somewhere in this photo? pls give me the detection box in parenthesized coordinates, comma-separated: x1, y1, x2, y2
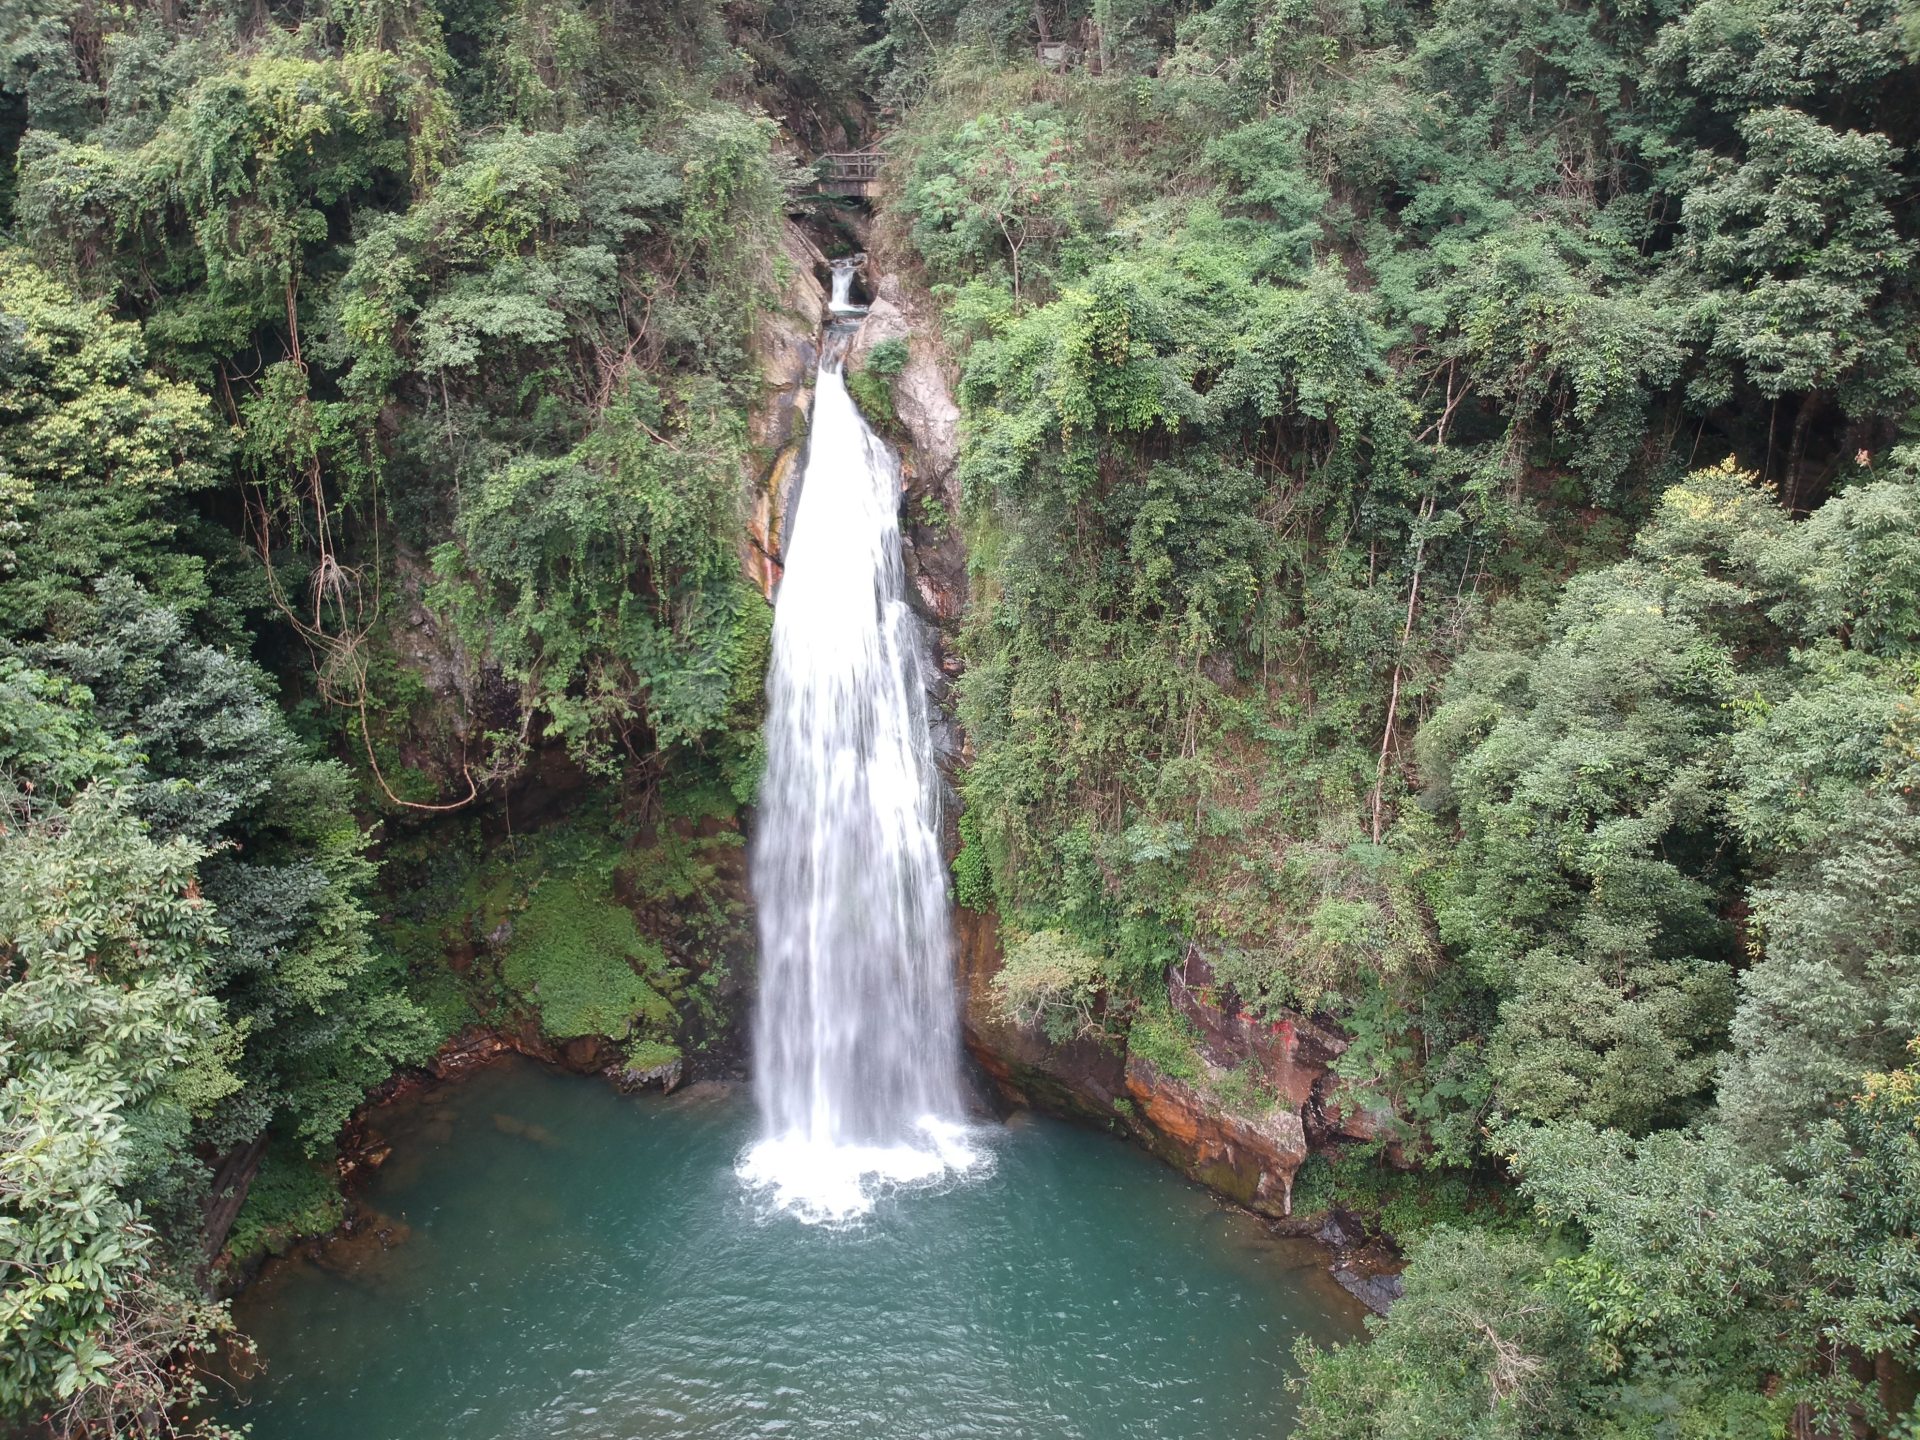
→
(225, 1061, 1365, 1439)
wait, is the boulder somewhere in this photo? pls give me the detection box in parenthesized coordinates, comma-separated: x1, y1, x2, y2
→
(611, 1055, 685, 1093)
(1167, 954, 1348, 1113)
(1333, 1264, 1406, 1316)
(956, 908, 1415, 1219)
(1168, 952, 1405, 1155)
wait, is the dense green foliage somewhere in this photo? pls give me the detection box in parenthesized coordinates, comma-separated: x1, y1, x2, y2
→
(875, 1, 1920, 1433)
(5, 0, 1920, 1427)
(0, 550, 436, 1430)
(0, 0, 831, 1428)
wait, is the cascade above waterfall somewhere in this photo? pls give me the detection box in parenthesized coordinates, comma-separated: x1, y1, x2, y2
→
(739, 305, 982, 1223)
(828, 255, 866, 314)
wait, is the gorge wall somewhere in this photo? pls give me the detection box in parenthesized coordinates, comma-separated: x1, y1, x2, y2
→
(819, 253, 1394, 1227)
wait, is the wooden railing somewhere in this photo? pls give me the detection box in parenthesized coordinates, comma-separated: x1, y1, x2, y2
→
(821, 150, 882, 182)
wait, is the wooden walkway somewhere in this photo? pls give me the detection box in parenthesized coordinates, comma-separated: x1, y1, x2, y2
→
(819, 150, 881, 198)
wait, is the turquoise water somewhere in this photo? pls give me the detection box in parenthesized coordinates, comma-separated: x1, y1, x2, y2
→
(223, 1059, 1364, 1439)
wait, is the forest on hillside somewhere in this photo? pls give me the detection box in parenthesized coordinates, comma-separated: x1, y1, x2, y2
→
(1, 0, 1918, 1431)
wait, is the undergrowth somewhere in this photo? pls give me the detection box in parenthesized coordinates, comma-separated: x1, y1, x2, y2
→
(223, 1146, 347, 1270)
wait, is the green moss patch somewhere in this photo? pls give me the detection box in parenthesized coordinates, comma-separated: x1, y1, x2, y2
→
(622, 1038, 684, 1072)
(1125, 999, 1202, 1082)
(500, 874, 682, 1041)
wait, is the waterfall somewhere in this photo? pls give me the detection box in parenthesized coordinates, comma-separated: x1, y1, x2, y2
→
(828, 257, 861, 314)
(830, 262, 855, 311)
(739, 317, 982, 1223)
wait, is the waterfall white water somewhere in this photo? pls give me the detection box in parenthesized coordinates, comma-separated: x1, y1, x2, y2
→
(739, 311, 983, 1223)
(829, 260, 858, 312)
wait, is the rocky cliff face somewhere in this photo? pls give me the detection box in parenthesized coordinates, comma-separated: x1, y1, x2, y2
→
(954, 903, 1389, 1220)
(744, 221, 830, 599)
(850, 273, 969, 651)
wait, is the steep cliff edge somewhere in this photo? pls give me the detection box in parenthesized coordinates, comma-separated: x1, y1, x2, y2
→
(744, 221, 830, 598)
(849, 272, 968, 645)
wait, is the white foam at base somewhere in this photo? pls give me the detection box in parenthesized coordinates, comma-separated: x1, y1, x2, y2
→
(737, 1120, 991, 1226)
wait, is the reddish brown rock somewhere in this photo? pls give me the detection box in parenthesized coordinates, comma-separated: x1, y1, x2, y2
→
(1164, 955, 1398, 1149)
(1166, 954, 1346, 1114)
(956, 908, 1402, 1216)
(956, 906, 1128, 1125)
(1121, 1054, 1308, 1217)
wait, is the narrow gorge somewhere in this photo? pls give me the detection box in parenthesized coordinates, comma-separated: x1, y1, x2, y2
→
(209, 251, 1373, 1440)
(3, 0, 1919, 1436)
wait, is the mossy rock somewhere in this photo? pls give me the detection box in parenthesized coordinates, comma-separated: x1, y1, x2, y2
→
(846, 365, 898, 431)
(501, 875, 682, 1041)
(224, 1146, 346, 1267)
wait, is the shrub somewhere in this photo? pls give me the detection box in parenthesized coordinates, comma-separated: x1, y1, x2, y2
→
(991, 928, 1105, 1040)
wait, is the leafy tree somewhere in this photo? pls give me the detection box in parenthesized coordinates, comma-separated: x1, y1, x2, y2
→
(1679, 108, 1918, 424)
(428, 372, 769, 776)
(0, 252, 222, 639)
(991, 928, 1106, 1039)
(1293, 1228, 1594, 1440)
(1507, 1104, 1920, 1434)
(21, 578, 437, 1153)
(1417, 558, 1746, 1126)
(0, 788, 235, 1436)
(1649, 0, 1908, 113)
(903, 110, 1077, 300)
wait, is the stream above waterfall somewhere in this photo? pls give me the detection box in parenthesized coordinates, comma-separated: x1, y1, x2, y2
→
(221, 1059, 1366, 1439)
